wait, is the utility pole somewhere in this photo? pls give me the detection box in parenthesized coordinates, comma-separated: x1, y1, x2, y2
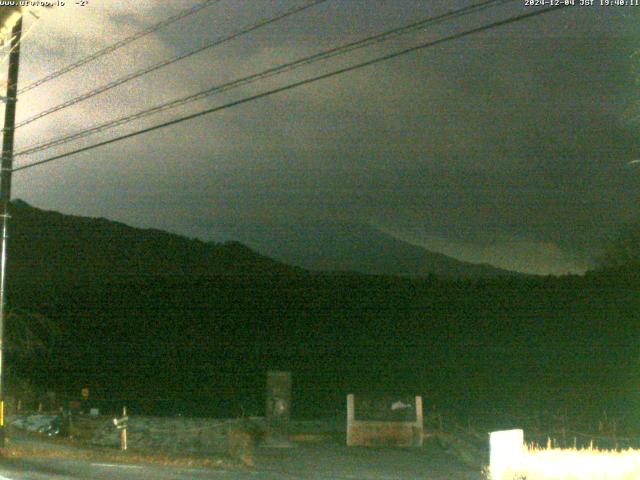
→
(0, 16, 23, 447)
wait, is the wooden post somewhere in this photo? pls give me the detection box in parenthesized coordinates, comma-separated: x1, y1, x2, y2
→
(121, 406, 127, 451)
(65, 407, 73, 438)
(414, 396, 423, 447)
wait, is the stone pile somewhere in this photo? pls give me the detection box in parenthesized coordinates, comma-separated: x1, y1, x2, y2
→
(9, 413, 57, 433)
(9, 413, 260, 456)
(91, 416, 240, 454)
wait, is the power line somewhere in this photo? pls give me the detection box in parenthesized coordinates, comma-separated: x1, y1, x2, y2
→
(14, 0, 328, 129)
(15, 0, 510, 158)
(13, 4, 568, 173)
(17, 0, 222, 95)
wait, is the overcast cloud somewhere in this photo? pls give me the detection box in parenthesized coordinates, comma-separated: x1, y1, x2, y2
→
(5, 0, 640, 275)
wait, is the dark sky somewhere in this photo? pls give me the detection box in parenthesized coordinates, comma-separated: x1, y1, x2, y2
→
(5, 0, 640, 274)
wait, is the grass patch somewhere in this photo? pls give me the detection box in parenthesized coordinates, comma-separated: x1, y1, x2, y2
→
(0, 434, 235, 470)
(488, 444, 640, 479)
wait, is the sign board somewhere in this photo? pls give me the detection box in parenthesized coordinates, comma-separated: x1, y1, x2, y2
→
(353, 395, 417, 422)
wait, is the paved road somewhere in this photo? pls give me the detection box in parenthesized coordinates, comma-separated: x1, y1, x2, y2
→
(0, 457, 242, 480)
(0, 440, 485, 479)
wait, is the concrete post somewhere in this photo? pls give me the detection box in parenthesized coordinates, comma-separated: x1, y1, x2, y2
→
(414, 396, 423, 446)
(346, 394, 355, 446)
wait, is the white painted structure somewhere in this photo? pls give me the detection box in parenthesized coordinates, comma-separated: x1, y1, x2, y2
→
(489, 429, 525, 480)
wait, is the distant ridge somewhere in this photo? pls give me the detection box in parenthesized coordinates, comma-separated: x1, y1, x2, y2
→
(7, 199, 300, 282)
(211, 218, 522, 278)
(7, 200, 520, 281)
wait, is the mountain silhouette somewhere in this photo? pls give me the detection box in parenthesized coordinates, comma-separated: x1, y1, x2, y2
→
(211, 218, 520, 278)
(7, 200, 299, 283)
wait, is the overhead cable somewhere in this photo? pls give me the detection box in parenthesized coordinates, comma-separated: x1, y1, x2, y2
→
(13, 5, 568, 173)
(15, 0, 510, 157)
(14, 0, 328, 129)
(17, 0, 221, 94)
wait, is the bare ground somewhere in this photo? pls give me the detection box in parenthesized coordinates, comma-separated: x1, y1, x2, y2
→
(2, 431, 487, 479)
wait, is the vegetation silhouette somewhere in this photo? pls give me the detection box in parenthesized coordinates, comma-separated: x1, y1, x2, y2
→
(4, 201, 639, 427)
